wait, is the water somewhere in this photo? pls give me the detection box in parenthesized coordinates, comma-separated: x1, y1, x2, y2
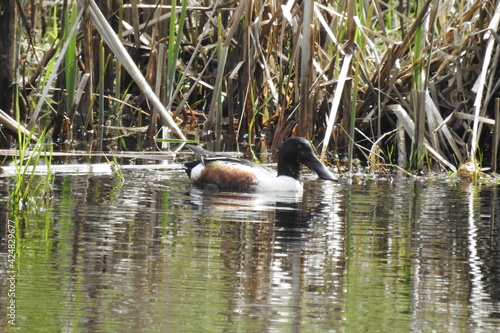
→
(1, 168, 500, 332)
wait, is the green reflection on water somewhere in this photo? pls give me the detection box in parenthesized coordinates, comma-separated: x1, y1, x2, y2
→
(2, 174, 496, 332)
(342, 182, 412, 332)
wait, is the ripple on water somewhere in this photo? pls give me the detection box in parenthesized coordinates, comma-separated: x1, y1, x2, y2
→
(1, 173, 500, 332)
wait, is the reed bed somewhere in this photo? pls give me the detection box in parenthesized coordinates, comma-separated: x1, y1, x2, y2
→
(1, 0, 500, 173)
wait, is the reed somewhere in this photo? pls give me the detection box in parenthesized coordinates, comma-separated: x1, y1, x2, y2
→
(64, 2, 78, 115)
(1, 0, 500, 173)
(11, 110, 53, 210)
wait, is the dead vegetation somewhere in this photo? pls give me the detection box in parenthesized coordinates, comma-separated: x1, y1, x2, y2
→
(1, 0, 500, 173)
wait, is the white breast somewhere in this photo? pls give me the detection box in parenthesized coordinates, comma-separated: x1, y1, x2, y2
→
(252, 172, 303, 192)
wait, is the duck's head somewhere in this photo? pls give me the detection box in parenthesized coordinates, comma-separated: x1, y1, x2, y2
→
(277, 137, 336, 181)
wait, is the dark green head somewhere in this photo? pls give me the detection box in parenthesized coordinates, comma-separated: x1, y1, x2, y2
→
(277, 137, 335, 181)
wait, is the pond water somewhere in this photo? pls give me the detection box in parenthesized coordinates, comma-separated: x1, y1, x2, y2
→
(1, 166, 500, 332)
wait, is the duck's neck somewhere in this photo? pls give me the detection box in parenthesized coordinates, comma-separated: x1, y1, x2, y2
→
(277, 157, 301, 179)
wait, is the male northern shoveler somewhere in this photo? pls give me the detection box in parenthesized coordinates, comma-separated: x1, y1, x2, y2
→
(184, 137, 335, 191)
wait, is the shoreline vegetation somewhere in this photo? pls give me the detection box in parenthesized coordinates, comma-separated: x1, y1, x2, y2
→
(1, 0, 500, 176)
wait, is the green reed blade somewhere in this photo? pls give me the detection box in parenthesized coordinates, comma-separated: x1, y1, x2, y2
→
(64, 2, 78, 115)
(166, 0, 189, 102)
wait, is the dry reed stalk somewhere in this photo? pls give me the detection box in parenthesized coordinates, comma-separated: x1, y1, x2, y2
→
(299, 0, 315, 138)
(493, 98, 500, 172)
(205, 0, 247, 132)
(321, 54, 352, 160)
(351, 0, 500, 171)
(75, 0, 186, 140)
(388, 104, 456, 171)
(26, 9, 83, 131)
(4, 0, 500, 173)
(0, 109, 38, 141)
(68, 73, 90, 123)
(470, 0, 500, 160)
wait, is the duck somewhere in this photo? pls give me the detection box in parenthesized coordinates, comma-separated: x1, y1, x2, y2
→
(184, 137, 336, 191)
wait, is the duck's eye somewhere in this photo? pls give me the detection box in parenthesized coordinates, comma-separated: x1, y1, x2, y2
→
(297, 144, 302, 149)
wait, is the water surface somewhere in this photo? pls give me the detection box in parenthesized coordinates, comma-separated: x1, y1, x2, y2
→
(1, 168, 500, 332)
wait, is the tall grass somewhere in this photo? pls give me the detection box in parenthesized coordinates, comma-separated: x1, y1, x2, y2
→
(2, 0, 500, 171)
(11, 112, 53, 210)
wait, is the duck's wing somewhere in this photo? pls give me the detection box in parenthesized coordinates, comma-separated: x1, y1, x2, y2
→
(185, 145, 275, 180)
(186, 145, 256, 167)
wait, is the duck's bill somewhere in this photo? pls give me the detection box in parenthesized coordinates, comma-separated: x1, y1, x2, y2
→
(303, 156, 336, 181)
